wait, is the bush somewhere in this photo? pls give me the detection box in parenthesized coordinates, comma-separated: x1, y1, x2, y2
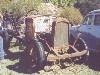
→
(59, 7, 83, 25)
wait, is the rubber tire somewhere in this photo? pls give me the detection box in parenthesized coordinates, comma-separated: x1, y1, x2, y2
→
(21, 38, 46, 70)
(33, 38, 46, 69)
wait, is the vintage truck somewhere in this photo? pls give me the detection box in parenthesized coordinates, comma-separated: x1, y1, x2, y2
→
(0, 12, 91, 70)
(20, 15, 88, 70)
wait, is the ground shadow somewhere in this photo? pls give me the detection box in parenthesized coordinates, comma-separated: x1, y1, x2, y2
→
(7, 62, 41, 74)
(86, 52, 100, 71)
(6, 51, 44, 74)
(74, 51, 100, 71)
(5, 51, 22, 61)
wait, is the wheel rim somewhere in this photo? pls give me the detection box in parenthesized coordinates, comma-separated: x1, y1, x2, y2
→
(73, 40, 88, 63)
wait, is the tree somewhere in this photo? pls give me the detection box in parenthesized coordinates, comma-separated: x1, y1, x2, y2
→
(0, 0, 42, 27)
(74, 0, 100, 16)
(0, 0, 42, 17)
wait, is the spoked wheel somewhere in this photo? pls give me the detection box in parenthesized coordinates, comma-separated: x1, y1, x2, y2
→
(69, 35, 89, 64)
(74, 40, 88, 63)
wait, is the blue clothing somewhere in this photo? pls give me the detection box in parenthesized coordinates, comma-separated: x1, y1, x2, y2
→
(0, 36, 4, 60)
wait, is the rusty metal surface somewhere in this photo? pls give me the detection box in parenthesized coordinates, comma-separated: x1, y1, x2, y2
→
(54, 17, 69, 50)
(25, 18, 35, 39)
(47, 48, 88, 61)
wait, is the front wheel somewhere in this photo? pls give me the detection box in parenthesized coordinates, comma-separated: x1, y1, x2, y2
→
(33, 38, 46, 68)
(73, 39, 89, 63)
(22, 38, 46, 69)
(69, 36, 89, 64)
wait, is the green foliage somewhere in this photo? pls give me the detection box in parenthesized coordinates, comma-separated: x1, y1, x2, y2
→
(0, 0, 42, 28)
(0, 0, 42, 17)
(49, 0, 76, 7)
(59, 7, 83, 24)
